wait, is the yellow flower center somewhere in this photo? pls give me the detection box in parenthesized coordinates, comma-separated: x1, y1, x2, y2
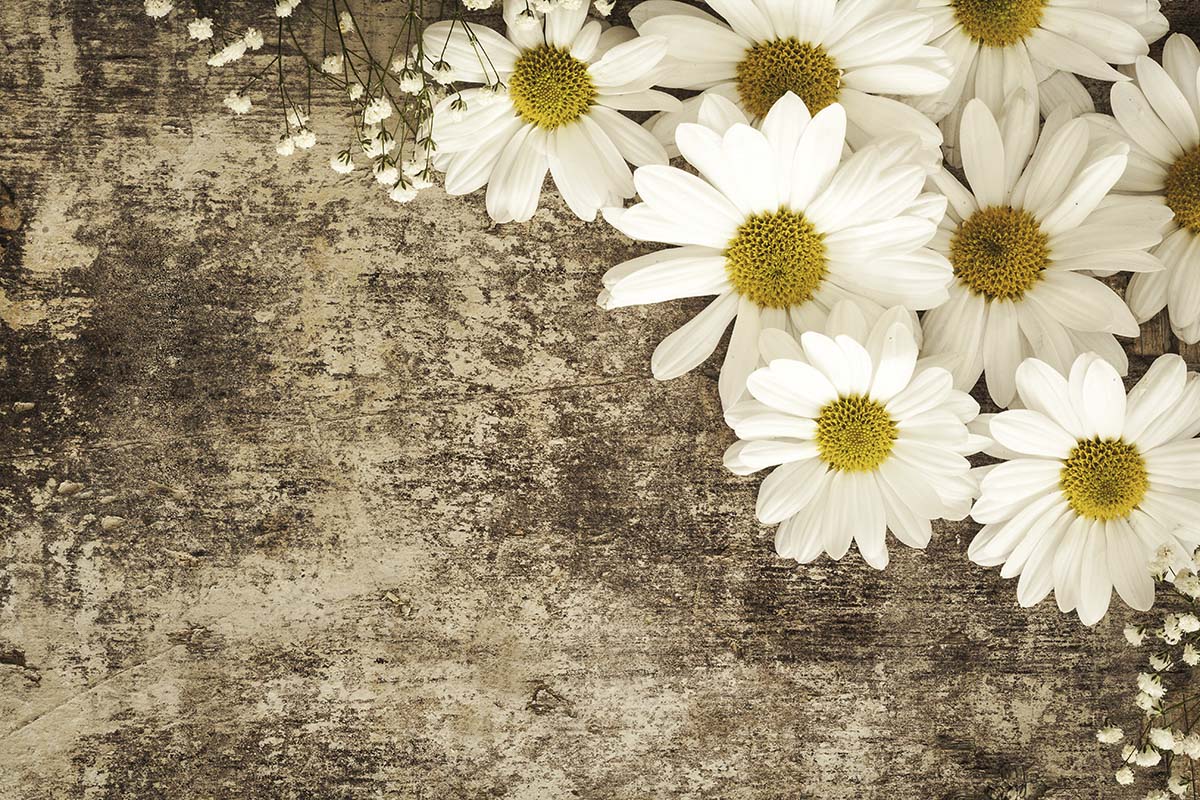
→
(951, 206, 1050, 301)
(735, 38, 841, 119)
(1166, 146, 1200, 235)
(816, 395, 898, 473)
(1059, 438, 1149, 521)
(724, 210, 827, 308)
(507, 46, 596, 129)
(952, 0, 1046, 47)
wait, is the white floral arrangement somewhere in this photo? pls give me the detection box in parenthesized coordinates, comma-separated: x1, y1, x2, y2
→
(145, 0, 1200, 794)
(1101, 551, 1200, 798)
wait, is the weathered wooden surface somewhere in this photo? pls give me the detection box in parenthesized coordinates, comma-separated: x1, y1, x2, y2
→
(2, 2, 1200, 798)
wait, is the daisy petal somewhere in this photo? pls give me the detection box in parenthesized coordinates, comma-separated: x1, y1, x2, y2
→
(869, 323, 918, 402)
(973, 458, 1063, 524)
(651, 290, 739, 379)
(1106, 518, 1154, 611)
(1080, 356, 1127, 439)
(638, 14, 751, 63)
(989, 409, 1076, 459)
(788, 104, 847, 210)
(747, 359, 839, 417)
(853, 477, 890, 570)
(959, 99, 1006, 208)
(1125, 353, 1188, 443)
(588, 35, 669, 88)
(588, 106, 670, 167)
(756, 458, 829, 524)
(876, 470, 933, 549)
(1078, 523, 1113, 626)
(1015, 358, 1085, 438)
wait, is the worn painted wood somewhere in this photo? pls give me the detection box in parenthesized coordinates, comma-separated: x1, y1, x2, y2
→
(1, 2, 1198, 798)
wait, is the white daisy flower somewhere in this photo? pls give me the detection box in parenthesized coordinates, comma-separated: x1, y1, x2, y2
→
(921, 96, 1166, 408)
(724, 303, 985, 569)
(970, 352, 1200, 625)
(915, 0, 1164, 163)
(422, 0, 680, 223)
(1083, 35, 1200, 344)
(600, 92, 952, 409)
(629, 0, 952, 168)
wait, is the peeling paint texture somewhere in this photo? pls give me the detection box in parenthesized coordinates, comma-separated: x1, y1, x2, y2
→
(3, 2, 1200, 798)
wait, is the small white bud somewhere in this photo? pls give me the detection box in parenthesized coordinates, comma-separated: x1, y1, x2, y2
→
(144, 0, 173, 18)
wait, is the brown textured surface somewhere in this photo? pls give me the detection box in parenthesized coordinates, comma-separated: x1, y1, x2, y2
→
(2, 2, 1200, 798)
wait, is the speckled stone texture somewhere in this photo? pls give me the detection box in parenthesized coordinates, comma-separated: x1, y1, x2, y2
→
(3, 2, 1200, 798)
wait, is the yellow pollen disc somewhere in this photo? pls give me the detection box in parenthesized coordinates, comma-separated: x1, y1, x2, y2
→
(816, 395, 898, 473)
(507, 46, 596, 129)
(724, 210, 827, 308)
(952, 0, 1046, 47)
(1166, 146, 1200, 234)
(951, 206, 1050, 301)
(735, 38, 841, 119)
(1059, 438, 1148, 521)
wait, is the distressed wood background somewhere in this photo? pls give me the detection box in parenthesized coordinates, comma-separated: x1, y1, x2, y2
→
(3, 2, 1200, 798)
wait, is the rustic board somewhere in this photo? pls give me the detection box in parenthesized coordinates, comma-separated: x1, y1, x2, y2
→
(2, 2, 1200, 798)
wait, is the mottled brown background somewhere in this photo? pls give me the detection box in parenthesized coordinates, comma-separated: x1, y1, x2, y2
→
(3, 2, 1200, 798)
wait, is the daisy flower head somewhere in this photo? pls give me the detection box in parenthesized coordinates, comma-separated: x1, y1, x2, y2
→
(724, 303, 985, 569)
(921, 95, 1166, 408)
(915, 0, 1164, 162)
(600, 92, 953, 409)
(970, 352, 1200, 625)
(422, 0, 681, 223)
(1085, 35, 1200, 344)
(630, 0, 952, 168)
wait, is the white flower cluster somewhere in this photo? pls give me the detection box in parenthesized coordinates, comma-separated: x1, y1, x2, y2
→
(274, 108, 316, 156)
(145, 0, 451, 204)
(202, 25, 264, 68)
(1101, 547, 1200, 796)
(326, 94, 433, 203)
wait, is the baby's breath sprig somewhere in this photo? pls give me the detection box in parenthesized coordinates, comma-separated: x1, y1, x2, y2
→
(142, 0, 533, 205)
(1099, 547, 1200, 799)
